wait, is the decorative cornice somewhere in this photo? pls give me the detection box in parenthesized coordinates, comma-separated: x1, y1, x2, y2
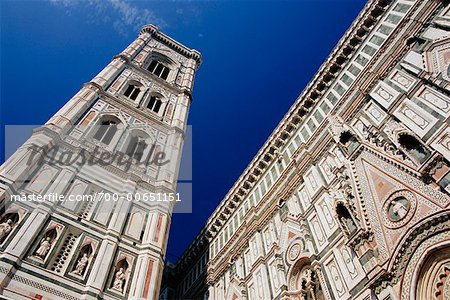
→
(203, 0, 390, 238)
(139, 24, 202, 66)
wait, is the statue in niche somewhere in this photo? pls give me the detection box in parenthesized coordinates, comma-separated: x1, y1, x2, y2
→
(339, 131, 360, 153)
(35, 237, 52, 258)
(336, 203, 358, 236)
(343, 216, 357, 234)
(0, 219, 13, 241)
(112, 267, 126, 292)
(73, 253, 89, 275)
(398, 134, 430, 163)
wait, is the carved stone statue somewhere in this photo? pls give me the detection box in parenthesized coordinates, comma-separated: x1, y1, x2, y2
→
(0, 219, 13, 241)
(112, 267, 126, 292)
(343, 216, 357, 234)
(73, 253, 89, 275)
(35, 237, 52, 258)
(301, 268, 313, 284)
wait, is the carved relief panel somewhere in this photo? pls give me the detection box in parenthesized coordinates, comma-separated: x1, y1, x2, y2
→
(416, 86, 450, 118)
(297, 185, 311, 211)
(324, 257, 348, 299)
(388, 69, 417, 93)
(393, 99, 439, 138)
(369, 81, 401, 109)
(332, 244, 365, 290)
(304, 165, 325, 198)
(315, 193, 338, 236)
(307, 213, 327, 252)
(363, 100, 388, 126)
(318, 156, 336, 184)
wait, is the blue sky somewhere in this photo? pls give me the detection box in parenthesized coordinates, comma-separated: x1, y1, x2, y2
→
(1, 0, 366, 261)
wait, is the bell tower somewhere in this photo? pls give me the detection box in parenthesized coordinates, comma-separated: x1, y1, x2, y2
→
(0, 25, 201, 299)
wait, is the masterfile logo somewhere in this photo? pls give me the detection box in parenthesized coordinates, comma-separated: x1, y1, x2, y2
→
(3, 124, 193, 213)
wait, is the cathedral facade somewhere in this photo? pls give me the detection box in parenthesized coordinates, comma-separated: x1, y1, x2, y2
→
(161, 0, 450, 299)
(0, 25, 201, 299)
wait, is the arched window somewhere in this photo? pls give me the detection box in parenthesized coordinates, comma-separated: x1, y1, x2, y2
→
(147, 60, 170, 80)
(93, 119, 118, 145)
(126, 136, 147, 161)
(123, 84, 141, 100)
(398, 134, 430, 164)
(147, 96, 163, 113)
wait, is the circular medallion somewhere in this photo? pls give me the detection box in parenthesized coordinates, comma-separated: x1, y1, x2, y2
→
(288, 243, 301, 261)
(387, 197, 410, 222)
(382, 190, 416, 229)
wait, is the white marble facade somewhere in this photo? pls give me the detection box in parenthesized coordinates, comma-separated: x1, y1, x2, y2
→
(0, 25, 201, 299)
(161, 1, 450, 300)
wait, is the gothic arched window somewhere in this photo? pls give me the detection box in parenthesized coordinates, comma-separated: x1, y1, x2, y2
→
(93, 119, 119, 145)
(147, 60, 170, 80)
(398, 134, 430, 164)
(147, 96, 163, 113)
(123, 84, 141, 101)
(126, 136, 147, 161)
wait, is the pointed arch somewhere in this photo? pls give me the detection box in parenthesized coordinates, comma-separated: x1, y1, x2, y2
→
(121, 79, 144, 100)
(122, 129, 151, 162)
(145, 52, 175, 81)
(334, 201, 359, 237)
(145, 91, 167, 115)
(287, 257, 325, 300)
(372, 210, 450, 298)
(91, 114, 124, 147)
